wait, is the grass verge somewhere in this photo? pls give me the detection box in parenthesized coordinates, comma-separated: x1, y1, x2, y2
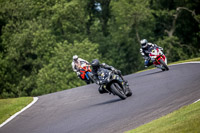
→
(125, 101, 200, 133)
(168, 57, 200, 64)
(0, 97, 33, 124)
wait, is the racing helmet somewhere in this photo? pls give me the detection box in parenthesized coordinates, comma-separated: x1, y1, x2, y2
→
(140, 39, 148, 48)
(73, 55, 78, 61)
(91, 59, 100, 69)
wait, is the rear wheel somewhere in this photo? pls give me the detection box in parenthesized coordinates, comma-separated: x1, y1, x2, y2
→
(111, 83, 127, 100)
(159, 59, 169, 71)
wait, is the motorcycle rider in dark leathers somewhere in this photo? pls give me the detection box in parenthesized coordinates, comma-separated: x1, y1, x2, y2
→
(90, 59, 128, 94)
(140, 39, 163, 67)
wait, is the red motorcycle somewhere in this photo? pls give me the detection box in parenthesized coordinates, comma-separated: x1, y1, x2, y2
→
(79, 63, 93, 84)
(149, 47, 169, 71)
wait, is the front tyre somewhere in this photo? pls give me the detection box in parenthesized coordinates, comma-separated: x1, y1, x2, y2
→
(159, 59, 169, 71)
(111, 83, 127, 100)
(87, 72, 95, 83)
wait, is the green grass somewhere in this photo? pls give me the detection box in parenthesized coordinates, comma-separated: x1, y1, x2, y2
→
(136, 57, 200, 73)
(0, 97, 33, 124)
(125, 101, 200, 133)
(168, 57, 200, 65)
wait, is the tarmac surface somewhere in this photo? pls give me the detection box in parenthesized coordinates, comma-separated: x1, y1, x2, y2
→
(1, 63, 200, 133)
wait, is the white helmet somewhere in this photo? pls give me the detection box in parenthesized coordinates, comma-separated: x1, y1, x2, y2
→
(140, 39, 148, 48)
(73, 55, 78, 61)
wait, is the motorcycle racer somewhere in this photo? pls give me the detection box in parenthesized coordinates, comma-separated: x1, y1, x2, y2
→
(140, 39, 163, 67)
(71, 55, 90, 83)
(90, 59, 128, 94)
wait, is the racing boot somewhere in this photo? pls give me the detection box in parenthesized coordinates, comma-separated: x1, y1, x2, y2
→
(98, 85, 108, 94)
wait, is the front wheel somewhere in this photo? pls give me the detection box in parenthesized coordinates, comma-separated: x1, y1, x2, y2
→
(111, 83, 127, 100)
(159, 59, 169, 71)
(87, 72, 95, 83)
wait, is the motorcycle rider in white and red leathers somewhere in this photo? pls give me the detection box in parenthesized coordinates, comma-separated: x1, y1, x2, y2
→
(71, 55, 89, 79)
(140, 39, 163, 67)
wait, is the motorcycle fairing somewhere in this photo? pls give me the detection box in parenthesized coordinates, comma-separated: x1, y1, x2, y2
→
(80, 64, 92, 80)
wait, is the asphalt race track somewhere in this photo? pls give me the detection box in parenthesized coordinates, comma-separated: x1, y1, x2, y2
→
(1, 63, 200, 133)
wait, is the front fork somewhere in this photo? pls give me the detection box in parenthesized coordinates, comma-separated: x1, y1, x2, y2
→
(156, 55, 166, 64)
(154, 56, 167, 69)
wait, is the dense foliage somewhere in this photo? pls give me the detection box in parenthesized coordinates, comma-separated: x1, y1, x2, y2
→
(0, 0, 199, 98)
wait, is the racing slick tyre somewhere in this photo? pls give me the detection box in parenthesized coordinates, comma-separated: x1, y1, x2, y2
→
(159, 59, 169, 71)
(111, 83, 127, 100)
(87, 72, 95, 83)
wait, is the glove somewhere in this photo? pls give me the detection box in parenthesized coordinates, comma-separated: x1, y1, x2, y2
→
(76, 72, 80, 76)
(159, 47, 163, 51)
(117, 70, 121, 75)
(111, 67, 117, 73)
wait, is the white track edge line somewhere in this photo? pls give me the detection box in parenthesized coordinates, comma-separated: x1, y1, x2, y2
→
(0, 97, 38, 128)
(194, 99, 200, 103)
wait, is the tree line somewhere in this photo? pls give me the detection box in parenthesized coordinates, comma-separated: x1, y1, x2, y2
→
(0, 0, 199, 98)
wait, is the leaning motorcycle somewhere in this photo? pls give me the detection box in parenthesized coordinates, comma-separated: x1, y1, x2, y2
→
(79, 63, 93, 84)
(148, 46, 169, 71)
(97, 68, 132, 100)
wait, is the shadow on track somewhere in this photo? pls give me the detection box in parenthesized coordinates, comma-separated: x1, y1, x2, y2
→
(90, 98, 122, 107)
(137, 70, 165, 77)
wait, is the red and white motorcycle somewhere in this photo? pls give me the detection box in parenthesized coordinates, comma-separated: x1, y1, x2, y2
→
(148, 47, 169, 71)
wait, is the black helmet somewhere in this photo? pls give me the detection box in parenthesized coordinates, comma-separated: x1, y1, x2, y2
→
(140, 39, 148, 48)
(91, 59, 100, 69)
